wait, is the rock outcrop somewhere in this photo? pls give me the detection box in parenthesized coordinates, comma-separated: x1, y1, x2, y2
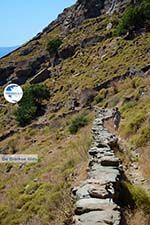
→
(60, 0, 130, 34)
(72, 108, 123, 225)
(2, 54, 48, 85)
(30, 68, 51, 84)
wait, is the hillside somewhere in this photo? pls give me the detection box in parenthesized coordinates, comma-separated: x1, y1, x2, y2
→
(0, 0, 150, 224)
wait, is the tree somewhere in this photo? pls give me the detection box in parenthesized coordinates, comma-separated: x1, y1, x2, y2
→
(46, 39, 62, 56)
(116, 0, 150, 35)
(15, 84, 50, 126)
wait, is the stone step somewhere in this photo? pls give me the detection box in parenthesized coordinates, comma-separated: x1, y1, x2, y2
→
(75, 198, 119, 215)
(88, 146, 113, 156)
(73, 180, 115, 200)
(89, 165, 120, 183)
(73, 210, 121, 225)
(100, 156, 120, 167)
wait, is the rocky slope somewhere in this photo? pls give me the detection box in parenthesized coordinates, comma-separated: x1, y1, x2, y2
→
(0, 0, 130, 86)
(0, 0, 150, 225)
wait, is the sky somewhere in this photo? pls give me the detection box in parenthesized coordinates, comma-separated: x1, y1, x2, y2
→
(0, 0, 76, 47)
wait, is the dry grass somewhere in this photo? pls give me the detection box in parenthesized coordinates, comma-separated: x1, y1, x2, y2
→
(127, 210, 150, 225)
(0, 112, 93, 225)
(140, 146, 150, 179)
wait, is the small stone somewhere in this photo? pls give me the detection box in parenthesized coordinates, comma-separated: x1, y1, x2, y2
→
(106, 22, 113, 30)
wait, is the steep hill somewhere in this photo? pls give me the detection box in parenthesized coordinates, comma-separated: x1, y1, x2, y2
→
(0, 0, 150, 224)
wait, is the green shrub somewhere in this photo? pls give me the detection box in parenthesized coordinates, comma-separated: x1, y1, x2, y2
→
(15, 84, 50, 126)
(140, 0, 150, 20)
(116, 0, 150, 35)
(69, 113, 89, 134)
(116, 6, 142, 35)
(46, 39, 62, 55)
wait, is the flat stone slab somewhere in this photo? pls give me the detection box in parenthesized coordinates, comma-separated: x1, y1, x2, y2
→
(74, 181, 115, 200)
(94, 137, 118, 146)
(75, 198, 119, 215)
(89, 165, 120, 183)
(89, 153, 115, 162)
(73, 210, 121, 225)
(100, 156, 120, 167)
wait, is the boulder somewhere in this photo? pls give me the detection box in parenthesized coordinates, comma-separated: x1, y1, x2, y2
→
(19, 47, 33, 56)
(59, 45, 77, 60)
(79, 88, 97, 107)
(30, 68, 50, 84)
(10, 55, 48, 84)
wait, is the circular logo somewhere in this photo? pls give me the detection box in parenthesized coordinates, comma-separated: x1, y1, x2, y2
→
(4, 84, 23, 103)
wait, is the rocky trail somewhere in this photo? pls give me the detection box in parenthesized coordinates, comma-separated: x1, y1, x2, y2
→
(72, 108, 124, 225)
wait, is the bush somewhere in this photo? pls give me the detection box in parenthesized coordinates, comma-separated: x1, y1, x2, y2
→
(116, 0, 150, 35)
(140, 0, 150, 21)
(46, 39, 62, 55)
(15, 84, 50, 126)
(95, 95, 103, 104)
(116, 6, 143, 35)
(69, 113, 89, 134)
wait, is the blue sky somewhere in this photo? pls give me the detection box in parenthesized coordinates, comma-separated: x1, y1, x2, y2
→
(0, 0, 76, 47)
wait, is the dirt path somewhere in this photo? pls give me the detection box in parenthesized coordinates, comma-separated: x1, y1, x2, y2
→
(105, 118, 150, 193)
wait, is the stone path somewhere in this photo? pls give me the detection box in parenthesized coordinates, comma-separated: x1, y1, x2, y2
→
(72, 108, 123, 225)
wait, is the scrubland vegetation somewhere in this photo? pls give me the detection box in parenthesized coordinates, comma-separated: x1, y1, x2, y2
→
(15, 84, 50, 126)
(0, 1, 150, 224)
